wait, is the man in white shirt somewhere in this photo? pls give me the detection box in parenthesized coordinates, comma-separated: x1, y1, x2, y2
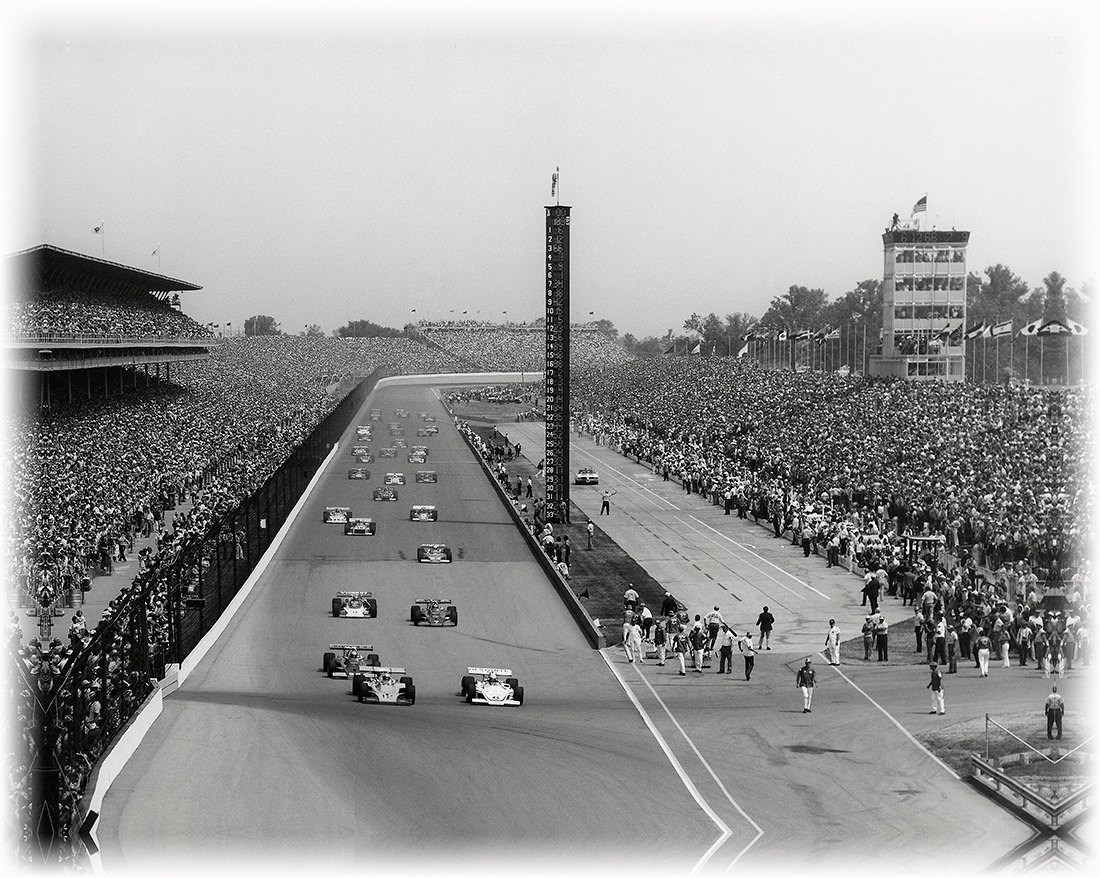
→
(825, 619, 842, 665)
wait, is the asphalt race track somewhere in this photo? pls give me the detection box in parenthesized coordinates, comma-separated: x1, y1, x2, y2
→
(97, 382, 1036, 877)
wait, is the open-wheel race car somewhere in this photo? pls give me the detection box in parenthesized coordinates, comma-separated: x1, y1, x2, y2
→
(408, 451, 427, 464)
(417, 543, 452, 563)
(323, 506, 351, 524)
(385, 472, 406, 486)
(348, 468, 371, 480)
(323, 643, 379, 678)
(395, 409, 409, 418)
(416, 427, 432, 437)
(410, 505, 438, 522)
(417, 411, 430, 419)
(423, 424, 439, 434)
(332, 591, 377, 617)
(352, 444, 372, 455)
(411, 597, 457, 626)
(415, 471, 437, 484)
(392, 438, 408, 449)
(369, 408, 382, 421)
(373, 486, 399, 501)
(343, 517, 376, 535)
(355, 425, 373, 438)
(378, 447, 397, 458)
(460, 667, 523, 706)
(351, 667, 415, 705)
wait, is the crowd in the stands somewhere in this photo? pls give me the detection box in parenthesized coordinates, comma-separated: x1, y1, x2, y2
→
(419, 323, 632, 371)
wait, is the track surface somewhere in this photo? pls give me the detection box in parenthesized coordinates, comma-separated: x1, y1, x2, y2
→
(98, 385, 1039, 875)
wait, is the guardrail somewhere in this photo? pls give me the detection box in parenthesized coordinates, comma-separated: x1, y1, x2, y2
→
(969, 753, 1091, 830)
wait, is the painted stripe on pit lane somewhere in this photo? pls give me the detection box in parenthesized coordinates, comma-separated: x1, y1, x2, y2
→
(601, 650, 765, 871)
(686, 515, 831, 600)
(574, 446, 681, 510)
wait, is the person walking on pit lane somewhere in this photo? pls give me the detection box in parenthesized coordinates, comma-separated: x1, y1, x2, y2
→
(927, 663, 946, 715)
(1044, 684, 1065, 740)
(796, 659, 816, 713)
(717, 624, 735, 674)
(689, 624, 707, 673)
(704, 606, 725, 651)
(599, 489, 617, 516)
(671, 626, 688, 676)
(757, 606, 774, 650)
(825, 619, 841, 665)
(975, 629, 993, 677)
(653, 618, 667, 665)
(738, 630, 756, 680)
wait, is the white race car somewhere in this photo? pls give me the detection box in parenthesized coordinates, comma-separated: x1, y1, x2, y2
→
(348, 468, 371, 480)
(352, 667, 415, 705)
(460, 667, 523, 706)
(410, 505, 438, 522)
(322, 643, 379, 678)
(385, 472, 406, 486)
(355, 425, 373, 438)
(332, 591, 377, 617)
(417, 544, 452, 563)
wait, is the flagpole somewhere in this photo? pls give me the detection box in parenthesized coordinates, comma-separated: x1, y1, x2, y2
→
(982, 337, 987, 384)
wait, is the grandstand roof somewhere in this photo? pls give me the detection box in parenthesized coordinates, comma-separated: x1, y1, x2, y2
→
(7, 244, 202, 294)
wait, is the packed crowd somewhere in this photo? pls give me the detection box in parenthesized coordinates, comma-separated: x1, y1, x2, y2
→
(4, 286, 213, 340)
(570, 358, 1090, 576)
(420, 323, 633, 371)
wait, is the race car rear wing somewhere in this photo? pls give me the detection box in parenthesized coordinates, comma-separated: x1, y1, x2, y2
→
(335, 591, 374, 598)
(467, 667, 513, 676)
(329, 644, 374, 651)
(361, 666, 406, 675)
(414, 597, 452, 604)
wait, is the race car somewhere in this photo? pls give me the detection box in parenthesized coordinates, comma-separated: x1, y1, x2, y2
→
(417, 543, 452, 563)
(373, 487, 399, 501)
(322, 643, 380, 678)
(323, 506, 351, 524)
(460, 667, 523, 706)
(388, 428, 405, 438)
(331, 591, 377, 617)
(392, 438, 408, 448)
(423, 425, 439, 435)
(343, 517, 376, 535)
(385, 472, 406, 486)
(353, 455, 373, 465)
(352, 445, 372, 456)
(355, 425, 373, 438)
(574, 467, 600, 485)
(411, 445, 428, 456)
(351, 667, 415, 705)
(408, 452, 427, 464)
(423, 414, 437, 423)
(416, 427, 432, 437)
(417, 411, 430, 419)
(411, 597, 458, 626)
(348, 468, 371, 480)
(395, 409, 409, 418)
(415, 470, 438, 484)
(378, 447, 397, 458)
(369, 408, 382, 420)
(387, 422, 401, 431)
(410, 505, 438, 522)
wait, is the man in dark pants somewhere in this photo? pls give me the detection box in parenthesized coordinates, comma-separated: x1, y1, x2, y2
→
(1045, 685, 1065, 739)
(875, 614, 889, 662)
(738, 630, 756, 680)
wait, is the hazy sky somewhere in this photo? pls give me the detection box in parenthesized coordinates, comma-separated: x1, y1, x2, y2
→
(5, 2, 1097, 339)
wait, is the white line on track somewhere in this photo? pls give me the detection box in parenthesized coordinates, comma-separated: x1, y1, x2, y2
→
(675, 516, 806, 603)
(827, 664, 961, 780)
(687, 516, 831, 600)
(575, 446, 681, 510)
(599, 650, 764, 872)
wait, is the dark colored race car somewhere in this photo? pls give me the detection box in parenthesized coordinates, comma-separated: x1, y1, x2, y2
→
(395, 409, 409, 418)
(378, 447, 397, 458)
(417, 544, 452, 564)
(373, 487, 399, 502)
(417, 411, 430, 419)
(322, 643, 379, 678)
(410, 505, 438, 522)
(351, 667, 415, 705)
(385, 472, 406, 486)
(415, 471, 438, 484)
(323, 506, 351, 524)
(411, 597, 457, 626)
(332, 591, 377, 617)
(408, 452, 427, 464)
(369, 409, 382, 421)
(416, 427, 432, 437)
(348, 468, 371, 480)
(423, 425, 439, 434)
(392, 438, 408, 448)
(352, 444, 372, 456)
(343, 517, 376, 535)
(423, 414, 437, 423)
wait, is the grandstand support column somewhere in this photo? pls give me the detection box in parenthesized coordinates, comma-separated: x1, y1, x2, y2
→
(544, 203, 571, 522)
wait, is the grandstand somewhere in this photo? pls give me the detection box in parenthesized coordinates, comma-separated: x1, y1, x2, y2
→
(3, 244, 214, 407)
(417, 320, 633, 371)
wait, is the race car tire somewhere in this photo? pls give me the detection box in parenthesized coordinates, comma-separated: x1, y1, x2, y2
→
(465, 686, 474, 704)
(411, 605, 422, 625)
(506, 677, 519, 691)
(367, 653, 380, 667)
(514, 686, 524, 705)
(460, 675, 474, 696)
(400, 676, 413, 688)
(331, 598, 342, 618)
(367, 599, 378, 617)
(352, 674, 363, 699)
(447, 607, 458, 626)
(323, 652, 335, 676)
(405, 684, 415, 705)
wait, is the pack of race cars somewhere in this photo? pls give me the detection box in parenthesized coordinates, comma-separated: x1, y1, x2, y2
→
(315, 406, 525, 707)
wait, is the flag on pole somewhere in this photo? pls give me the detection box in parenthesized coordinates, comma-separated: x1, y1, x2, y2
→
(935, 324, 953, 341)
(912, 195, 927, 215)
(1017, 318, 1043, 337)
(963, 322, 987, 340)
(1066, 317, 1089, 335)
(151, 244, 159, 257)
(792, 329, 811, 341)
(736, 344, 748, 358)
(980, 324, 996, 338)
(1037, 319, 1071, 336)
(689, 342, 701, 355)
(990, 320, 1013, 337)
(825, 328, 841, 340)
(551, 167, 559, 198)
